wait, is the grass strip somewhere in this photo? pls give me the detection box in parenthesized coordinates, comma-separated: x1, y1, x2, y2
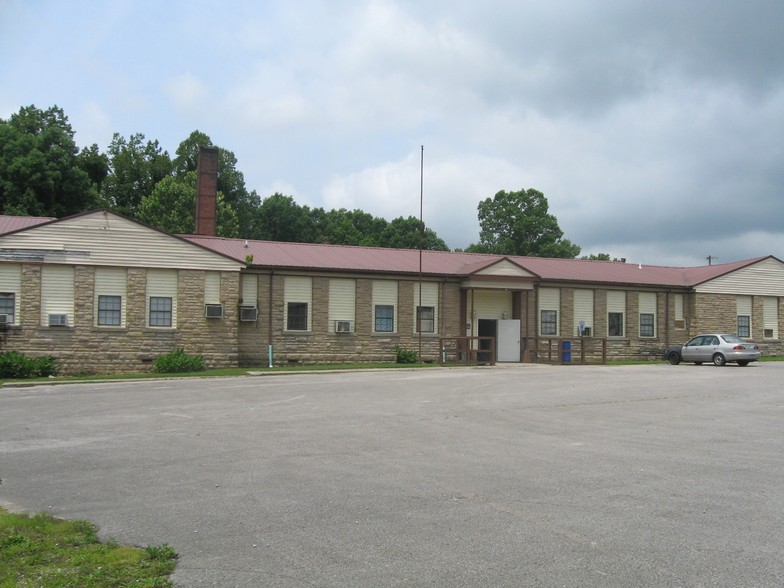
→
(0, 507, 176, 587)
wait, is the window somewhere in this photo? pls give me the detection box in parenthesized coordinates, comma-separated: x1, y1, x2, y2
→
(541, 310, 557, 335)
(149, 297, 172, 327)
(287, 302, 308, 331)
(329, 279, 356, 333)
(284, 276, 311, 332)
(416, 306, 435, 333)
(375, 305, 394, 332)
(98, 295, 122, 326)
(608, 312, 624, 336)
(737, 315, 750, 337)
(0, 293, 14, 323)
(538, 288, 560, 336)
(95, 267, 126, 327)
(640, 313, 655, 337)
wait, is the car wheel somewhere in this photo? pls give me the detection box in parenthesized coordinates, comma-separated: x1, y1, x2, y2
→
(712, 353, 726, 367)
(737, 360, 749, 367)
(668, 352, 680, 365)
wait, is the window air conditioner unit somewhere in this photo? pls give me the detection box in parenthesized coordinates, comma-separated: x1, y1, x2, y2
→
(674, 319, 686, 330)
(335, 320, 352, 333)
(239, 306, 258, 322)
(0, 314, 9, 325)
(578, 326, 591, 337)
(48, 313, 68, 327)
(205, 304, 224, 319)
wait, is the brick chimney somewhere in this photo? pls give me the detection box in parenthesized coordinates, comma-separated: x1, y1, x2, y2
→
(195, 146, 219, 236)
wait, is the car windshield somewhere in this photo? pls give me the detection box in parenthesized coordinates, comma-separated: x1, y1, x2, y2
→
(721, 335, 744, 343)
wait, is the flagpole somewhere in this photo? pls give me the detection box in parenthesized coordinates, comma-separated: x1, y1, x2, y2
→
(418, 145, 424, 363)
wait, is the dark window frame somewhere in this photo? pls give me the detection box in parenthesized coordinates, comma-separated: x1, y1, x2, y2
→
(98, 295, 122, 326)
(416, 306, 435, 333)
(149, 296, 172, 327)
(737, 315, 750, 338)
(286, 302, 309, 331)
(639, 313, 655, 337)
(608, 312, 624, 336)
(0, 292, 15, 323)
(375, 304, 395, 333)
(540, 310, 557, 336)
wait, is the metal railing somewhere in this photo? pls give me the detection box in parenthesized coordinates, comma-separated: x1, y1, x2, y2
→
(439, 337, 496, 366)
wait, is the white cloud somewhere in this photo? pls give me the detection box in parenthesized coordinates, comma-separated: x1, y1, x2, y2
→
(164, 73, 210, 114)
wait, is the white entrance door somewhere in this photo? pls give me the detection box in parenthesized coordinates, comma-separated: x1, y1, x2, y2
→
(497, 319, 521, 362)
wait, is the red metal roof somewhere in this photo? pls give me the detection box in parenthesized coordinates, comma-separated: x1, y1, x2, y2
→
(183, 234, 771, 288)
(0, 215, 56, 234)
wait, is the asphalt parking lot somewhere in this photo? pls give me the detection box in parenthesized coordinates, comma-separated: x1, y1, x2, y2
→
(2, 363, 783, 587)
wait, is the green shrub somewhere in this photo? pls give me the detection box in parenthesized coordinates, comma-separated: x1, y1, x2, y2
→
(152, 348, 205, 373)
(394, 345, 418, 364)
(0, 351, 58, 378)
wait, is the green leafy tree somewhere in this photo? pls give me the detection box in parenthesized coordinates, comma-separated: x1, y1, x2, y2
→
(381, 216, 449, 250)
(466, 188, 580, 258)
(312, 208, 389, 246)
(137, 172, 239, 237)
(173, 131, 260, 236)
(78, 143, 110, 194)
(0, 105, 99, 216)
(580, 253, 616, 261)
(250, 193, 318, 242)
(101, 133, 172, 217)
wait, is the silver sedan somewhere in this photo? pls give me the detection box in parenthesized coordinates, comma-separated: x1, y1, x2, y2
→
(665, 333, 761, 366)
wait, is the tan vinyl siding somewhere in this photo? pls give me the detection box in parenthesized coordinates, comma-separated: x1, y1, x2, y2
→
(474, 259, 535, 278)
(284, 276, 312, 331)
(94, 267, 127, 326)
(573, 289, 594, 336)
(205, 272, 221, 304)
(695, 257, 784, 296)
(538, 287, 560, 336)
(41, 265, 74, 326)
(413, 282, 439, 333)
(607, 291, 626, 313)
(466, 290, 512, 334)
(674, 293, 684, 320)
(328, 279, 356, 332)
(0, 211, 242, 271)
(241, 274, 258, 307)
(763, 297, 778, 339)
(0, 263, 22, 325)
(372, 280, 398, 333)
(673, 293, 685, 329)
(146, 269, 177, 327)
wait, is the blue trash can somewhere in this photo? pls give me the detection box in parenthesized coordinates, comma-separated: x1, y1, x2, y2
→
(561, 340, 572, 363)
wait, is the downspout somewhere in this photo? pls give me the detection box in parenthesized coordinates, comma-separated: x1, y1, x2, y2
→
(532, 283, 539, 358)
(665, 290, 670, 349)
(268, 272, 274, 368)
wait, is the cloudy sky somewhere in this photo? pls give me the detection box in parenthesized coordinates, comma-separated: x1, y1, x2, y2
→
(2, 0, 783, 266)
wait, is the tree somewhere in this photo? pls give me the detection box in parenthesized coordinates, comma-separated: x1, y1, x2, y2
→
(137, 172, 239, 237)
(101, 133, 172, 217)
(381, 216, 449, 251)
(466, 188, 580, 258)
(0, 105, 100, 217)
(580, 253, 624, 261)
(250, 193, 318, 242)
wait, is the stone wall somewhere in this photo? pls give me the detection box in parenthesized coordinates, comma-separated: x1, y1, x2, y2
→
(236, 276, 463, 366)
(3, 265, 240, 374)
